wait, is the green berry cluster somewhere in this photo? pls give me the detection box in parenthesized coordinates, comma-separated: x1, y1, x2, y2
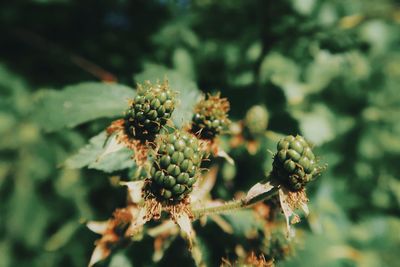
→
(149, 131, 204, 202)
(191, 94, 230, 140)
(243, 105, 269, 139)
(272, 135, 317, 191)
(124, 81, 175, 141)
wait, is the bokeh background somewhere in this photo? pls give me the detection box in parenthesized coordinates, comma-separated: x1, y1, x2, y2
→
(1, 0, 400, 266)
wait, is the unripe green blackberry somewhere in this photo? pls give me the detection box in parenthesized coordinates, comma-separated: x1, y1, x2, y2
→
(272, 135, 317, 191)
(149, 131, 204, 203)
(191, 94, 230, 140)
(124, 80, 175, 141)
(243, 105, 269, 139)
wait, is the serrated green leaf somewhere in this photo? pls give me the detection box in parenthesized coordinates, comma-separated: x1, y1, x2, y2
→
(65, 131, 135, 173)
(65, 132, 107, 169)
(89, 149, 135, 173)
(33, 82, 135, 131)
(134, 64, 201, 127)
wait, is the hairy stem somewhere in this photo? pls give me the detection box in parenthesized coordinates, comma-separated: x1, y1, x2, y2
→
(191, 187, 279, 218)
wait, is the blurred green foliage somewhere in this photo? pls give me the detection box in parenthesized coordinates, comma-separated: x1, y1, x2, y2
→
(1, 0, 400, 266)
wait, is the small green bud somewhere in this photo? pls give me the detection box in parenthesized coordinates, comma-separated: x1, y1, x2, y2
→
(243, 105, 269, 138)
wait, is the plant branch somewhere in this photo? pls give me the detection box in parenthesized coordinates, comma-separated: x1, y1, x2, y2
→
(191, 186, 279, 218)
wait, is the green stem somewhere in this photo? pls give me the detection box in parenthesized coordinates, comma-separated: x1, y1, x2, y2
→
(191, 187, 279, 218)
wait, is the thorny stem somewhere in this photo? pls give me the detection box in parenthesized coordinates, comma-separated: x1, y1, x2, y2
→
(191, 187, 279, 218)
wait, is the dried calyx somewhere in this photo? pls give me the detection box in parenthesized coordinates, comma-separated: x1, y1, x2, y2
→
(190, 93, 230, 140)
(271, 135, 319, 192)
(124, 80, 175, 142)
(147, 130, 205, 203)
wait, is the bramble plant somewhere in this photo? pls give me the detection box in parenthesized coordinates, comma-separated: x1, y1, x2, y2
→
(2, 2, 400, 267)
(42, 77, 324, 267)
